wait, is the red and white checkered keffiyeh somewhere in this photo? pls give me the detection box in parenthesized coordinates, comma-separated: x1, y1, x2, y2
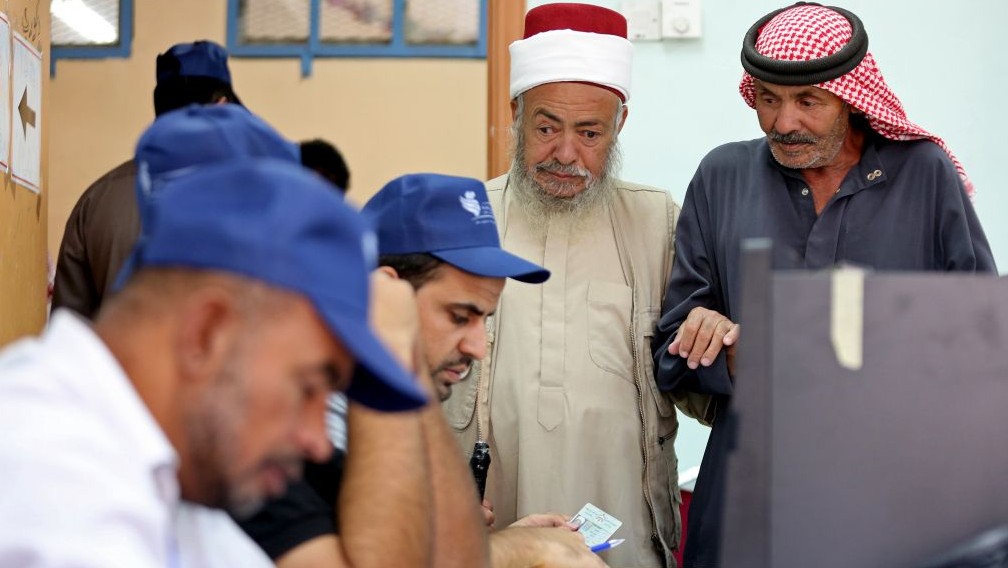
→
(739, 4, 974, 197)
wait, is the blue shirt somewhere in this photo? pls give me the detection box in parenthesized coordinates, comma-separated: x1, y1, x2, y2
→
(652, 134, 996, 568)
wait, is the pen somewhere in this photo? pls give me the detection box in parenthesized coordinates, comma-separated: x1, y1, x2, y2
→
(590, 539, 625, 554)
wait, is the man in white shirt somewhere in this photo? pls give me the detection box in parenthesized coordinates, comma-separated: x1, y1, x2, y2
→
(0, 160, 428, 567)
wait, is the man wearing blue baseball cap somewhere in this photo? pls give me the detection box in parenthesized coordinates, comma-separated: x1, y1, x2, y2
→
(367, 175, 604, 568)
(123, 103, 317, 568)
(0, 160, 433, 566)
(241, 174, 604, 568)
(364, 173, 549, 402)
(53, 40, 246, 319)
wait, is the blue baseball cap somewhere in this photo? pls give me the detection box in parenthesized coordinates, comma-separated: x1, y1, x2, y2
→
(134, 103, 300, 228)
(156, 41, 234, 85)
(119, 159, 428, 412)
(362, 174, 549, 284)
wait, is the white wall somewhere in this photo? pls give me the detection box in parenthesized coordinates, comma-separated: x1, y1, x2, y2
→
(529, 0, 1008, 474)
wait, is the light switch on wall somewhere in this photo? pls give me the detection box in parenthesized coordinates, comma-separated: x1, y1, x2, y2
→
(622, 1, 662, 41)
(662, 0, 702, 39)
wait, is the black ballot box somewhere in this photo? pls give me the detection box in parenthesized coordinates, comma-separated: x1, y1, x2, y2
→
(721, 241, 1008, 568)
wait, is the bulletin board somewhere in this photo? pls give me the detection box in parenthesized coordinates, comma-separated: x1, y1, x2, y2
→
(0, 0, 48, 346)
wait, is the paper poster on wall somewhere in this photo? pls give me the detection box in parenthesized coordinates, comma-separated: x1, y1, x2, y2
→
(0, 12, 12, 175)
(11, 30, 41, 193)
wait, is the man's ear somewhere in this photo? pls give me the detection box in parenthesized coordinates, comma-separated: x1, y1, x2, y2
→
(510, 99, 519, 122)
(615, 103, 629, 135)
(376, 265, 399, 279)
(174, 287, 240, 384)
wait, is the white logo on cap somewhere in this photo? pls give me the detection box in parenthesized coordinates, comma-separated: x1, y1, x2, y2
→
(459, 191, 481, 218)
(459, 191, 496, 225)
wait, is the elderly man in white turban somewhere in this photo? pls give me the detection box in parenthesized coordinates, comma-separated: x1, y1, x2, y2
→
(444, 4, 694, 567)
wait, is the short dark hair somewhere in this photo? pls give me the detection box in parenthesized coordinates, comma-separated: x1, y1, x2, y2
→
(153, 76, 240, 117)
(378, 253, 443, 290)
(300, 139, 350, 192)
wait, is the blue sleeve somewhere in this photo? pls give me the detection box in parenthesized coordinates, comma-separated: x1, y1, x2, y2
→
(937, 168, 997, 273)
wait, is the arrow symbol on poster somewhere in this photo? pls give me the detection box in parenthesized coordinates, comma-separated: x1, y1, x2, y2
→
(18, 86, 36, 137)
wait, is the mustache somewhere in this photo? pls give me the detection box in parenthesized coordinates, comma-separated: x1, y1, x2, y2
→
(534, 160, 592, 179)
(769, 131, 817, 145)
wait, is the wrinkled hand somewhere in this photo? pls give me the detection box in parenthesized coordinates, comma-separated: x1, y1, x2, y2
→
(482, 499, 496, 529)
(668, 307, 740, 376)
(532, 528, 607, 568)
(495, 527, 608, 568)
(368, 271, 421, 373)
(510, 512, 578, 530)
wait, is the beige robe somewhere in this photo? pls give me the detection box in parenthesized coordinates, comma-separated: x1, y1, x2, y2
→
(444, 175, 688, 568)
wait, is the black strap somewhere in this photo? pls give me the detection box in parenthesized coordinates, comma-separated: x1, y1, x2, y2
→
(741, 2, 869, 86)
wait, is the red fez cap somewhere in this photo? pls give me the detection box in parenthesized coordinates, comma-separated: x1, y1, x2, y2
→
(523, 3, 628, 39)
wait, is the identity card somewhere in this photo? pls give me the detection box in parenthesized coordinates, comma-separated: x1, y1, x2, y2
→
(569, 502, 622, 548)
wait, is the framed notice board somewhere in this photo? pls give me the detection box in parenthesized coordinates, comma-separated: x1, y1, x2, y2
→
(0, 0, 49, 345)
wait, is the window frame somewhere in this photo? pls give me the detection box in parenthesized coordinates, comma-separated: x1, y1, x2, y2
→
(50, 0, 133, 75)
(226, 0, 488, 77)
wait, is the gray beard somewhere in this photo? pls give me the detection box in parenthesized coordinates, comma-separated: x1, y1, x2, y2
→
(507, 139, 622, 231)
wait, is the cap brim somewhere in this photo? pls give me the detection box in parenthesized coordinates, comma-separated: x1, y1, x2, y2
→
(432, 247, 550, 284)
(322, 310, 428, 412)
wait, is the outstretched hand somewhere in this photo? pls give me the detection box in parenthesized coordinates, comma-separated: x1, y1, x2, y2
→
(668, 306, 740, 376)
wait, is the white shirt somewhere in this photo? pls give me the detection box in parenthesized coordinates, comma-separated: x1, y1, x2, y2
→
(175, 504, 274, 568)
(0, 311, 179, 567)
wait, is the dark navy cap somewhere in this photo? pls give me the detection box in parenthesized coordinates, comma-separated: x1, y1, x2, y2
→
(134, 103, 300, 228)
(362, 174, 549, 284)
(119, 159, 428, 412)
(156, 41, 234, 85)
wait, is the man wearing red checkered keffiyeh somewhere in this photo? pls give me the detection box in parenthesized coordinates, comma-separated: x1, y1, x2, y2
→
(652, 4, 996, 567)
(739, 2, 975, 197)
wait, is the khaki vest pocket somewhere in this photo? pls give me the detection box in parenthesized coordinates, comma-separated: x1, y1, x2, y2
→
(586, 281, 634, 377)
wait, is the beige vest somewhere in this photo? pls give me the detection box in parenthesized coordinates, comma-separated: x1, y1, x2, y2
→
(443, 175, 685, 568)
